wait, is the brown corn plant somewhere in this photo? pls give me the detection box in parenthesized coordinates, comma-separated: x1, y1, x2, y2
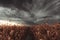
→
(30, 23, 60, 40)
(0, 23, 28, 40)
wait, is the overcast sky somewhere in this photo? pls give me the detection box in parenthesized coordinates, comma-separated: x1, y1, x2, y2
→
(0, 0, 60, 24)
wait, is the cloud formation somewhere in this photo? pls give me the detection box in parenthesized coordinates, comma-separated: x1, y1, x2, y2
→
(0, 0, 60, 25)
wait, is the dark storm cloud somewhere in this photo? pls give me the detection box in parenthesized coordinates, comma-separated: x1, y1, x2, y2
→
(0, 0, 33, 24)
(31, 0, 60, 24)
(0, 0, 60, 25)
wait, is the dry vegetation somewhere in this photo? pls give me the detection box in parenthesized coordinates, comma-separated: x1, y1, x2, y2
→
(30, 23, 60, 40)
(0, 24, 28, 40)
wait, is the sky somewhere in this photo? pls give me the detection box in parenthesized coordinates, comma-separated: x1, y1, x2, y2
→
(0, 0, 60, 25)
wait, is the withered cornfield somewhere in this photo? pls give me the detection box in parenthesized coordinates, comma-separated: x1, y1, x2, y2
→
(0, 0, 60, 40)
